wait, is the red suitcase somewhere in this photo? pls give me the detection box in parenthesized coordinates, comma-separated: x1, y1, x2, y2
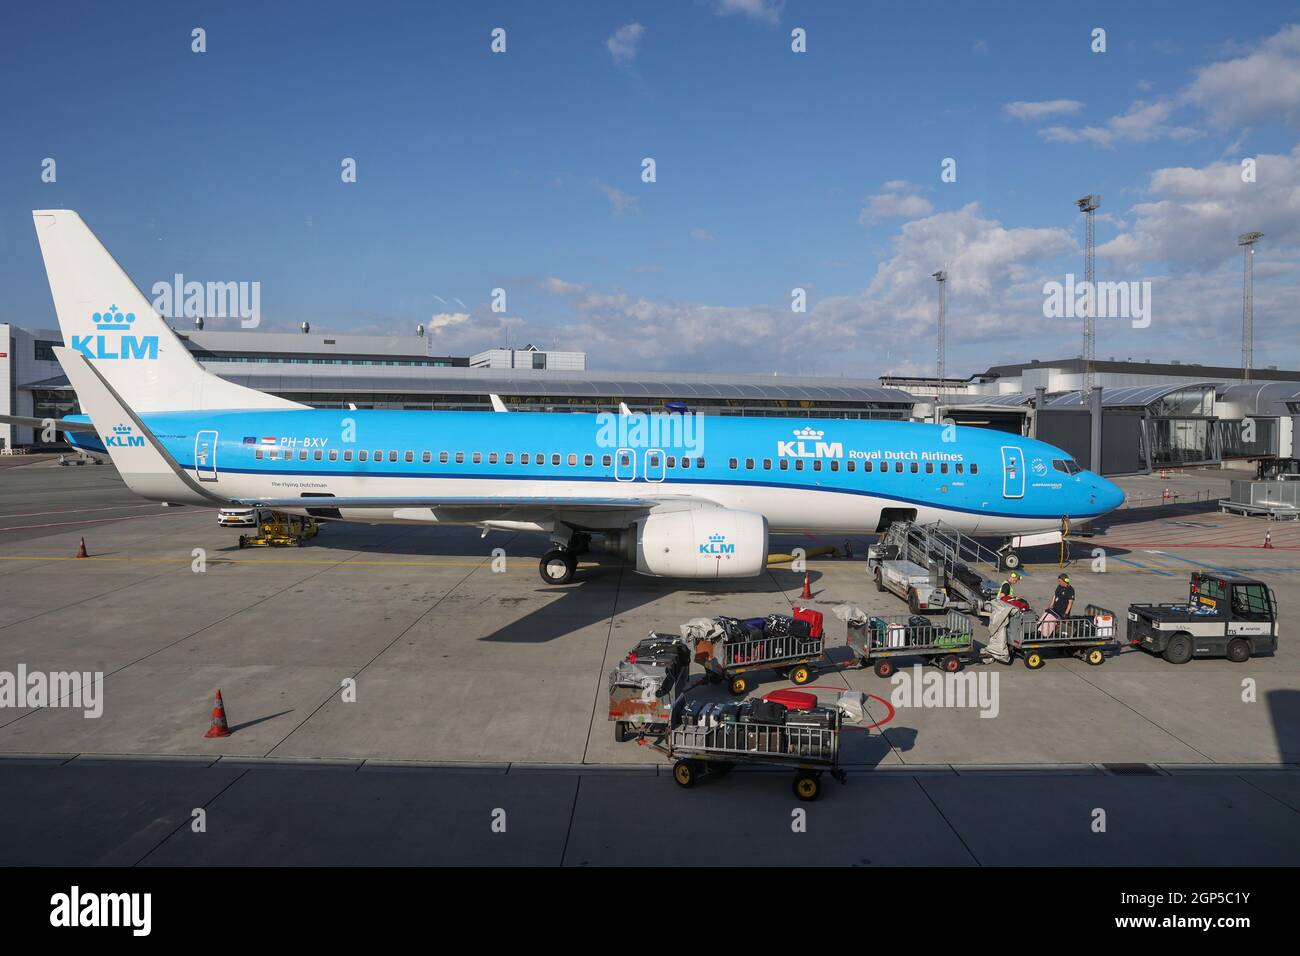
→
(764, 689, 818, 711)
(792, 606, 824, 638)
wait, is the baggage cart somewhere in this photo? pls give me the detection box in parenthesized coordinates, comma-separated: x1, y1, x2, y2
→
(607, 634, 691, 742)
(1008, 604, 1118, 669)
(697, 627, 826, 696)
(640, 695, 848, 801)
(846, 608, 976, 678)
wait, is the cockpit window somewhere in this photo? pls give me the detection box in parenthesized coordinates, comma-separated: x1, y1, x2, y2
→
(1052, 459, 1082, 475)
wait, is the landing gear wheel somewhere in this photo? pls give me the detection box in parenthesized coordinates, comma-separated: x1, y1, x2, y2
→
(614, 721, 629, 743)
(1002, 550, 1021, 571)
(672, 759, 699, 788)
(789, 664, 813, 686)
(941, 654, 962, 673)
(1085, 647, 1106, 666)
(1163, 633, 1194, 665)
(875, 569, 886, 593)
(873, 659, 894, 679)
(538, 548, 576, 585)
(1024, 651, 1044, 670)
(728, 675, 748, 696)
(1226, 638, 1251, 663)
(793, 773, 821, 802)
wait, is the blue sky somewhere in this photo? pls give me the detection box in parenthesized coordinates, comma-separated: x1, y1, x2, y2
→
(2, 0, 1298, 375)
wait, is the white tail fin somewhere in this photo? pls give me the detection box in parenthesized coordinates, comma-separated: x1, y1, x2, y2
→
(32, 210, 303, 414)
(54, 347, 218, 505)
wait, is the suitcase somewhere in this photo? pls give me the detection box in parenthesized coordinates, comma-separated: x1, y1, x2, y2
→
(785, 706, 836, 729)
(886, 623, 907, 648)
(764, 614, 794, 637)
(716, 702, 742, 724)
(745, 725, 786, 753)
(792, 607, 824, 639)
(741, 699, 788, 725)
(682, 699, 707, 726)
(716, 617, 759, 642)
(765, 689, 818, 711)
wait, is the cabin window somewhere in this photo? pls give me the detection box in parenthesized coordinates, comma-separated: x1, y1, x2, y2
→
(343, 450, 353, 462)
(568, 454, 577, 466)
(829, 460, 838, 472)
(359, 450, 368, 462)
(551, 453, 561, 466)
(848, 460, 857, 472)
(779, 459, 789, 471)
(472, 452, 482, 464)
(388, 451, 398, 463)
(535, 452, 544, 464)
(910, 462, 919, 473)
(729, 458, 738, 469)
(489, 452, 498, 464)
(925, 462, 933, 474)
(667, 456, 676, 468)
(373, 450, 382, 461)
(255, 449, 263, 460)
(583, 454, 593, 466)
(940, 462, 948, 474)
(647, 453, 661, 469)
(619, 452, 632, 468)
(812, 460, 822, 472)
(519, 453, 530, 465)
(504, 452, 514, 464)
(422, 451, 432, 463)
(971, 463, 979, 475)
(894, 462, 903, 473)
(299, 450, 308, 461)
(763, 459, 772, 470)
(329, 450, 338, 462)
(439, 451, 449, 464)
(696, 458, 705, 469)
(745, 458, 755, 469)
(312, 449, 322, 462)
(455, 452, 465, 464)
(795, 460, 805, 471)
(955, 463, 964, 474)
(602, 455, 612, 467)
(404, 451, 414, 463)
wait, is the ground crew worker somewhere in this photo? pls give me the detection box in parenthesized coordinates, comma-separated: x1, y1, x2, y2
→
(1050, 573, 1076, 618)
(998, 571, 1021, 603)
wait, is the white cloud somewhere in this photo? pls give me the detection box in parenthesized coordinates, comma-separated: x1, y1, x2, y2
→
(606, 23, 645, 65)
(1098, 145, 1300, 272)
(428, 311, 470, 330)
(1002, 99, 1085, 121)
(595, 181, 639, 215)
(690, 228, 715, 241)
(1186, 24, 1300, 127)
(859, 181, 933, 224)
(712, 0, 782, 25)
(1040, 99, 1200, 148)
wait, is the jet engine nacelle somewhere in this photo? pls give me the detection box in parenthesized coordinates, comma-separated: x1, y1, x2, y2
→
(610, 509, 769, 578)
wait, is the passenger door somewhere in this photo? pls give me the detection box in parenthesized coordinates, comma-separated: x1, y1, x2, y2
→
(195, 430, 218, 482)
(1000, 445, 1024, 499)
(614, 447, 636, 482)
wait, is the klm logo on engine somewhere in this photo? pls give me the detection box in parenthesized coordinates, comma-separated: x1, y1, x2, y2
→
(71, 306, 159, 361)
(699, 533, 735, 556)
(106, 424, 144, 448)
(777, 426, 842, 459)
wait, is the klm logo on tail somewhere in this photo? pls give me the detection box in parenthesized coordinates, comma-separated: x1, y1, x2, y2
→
(106, 424, 144, 448)
(71, 306, 159, 361)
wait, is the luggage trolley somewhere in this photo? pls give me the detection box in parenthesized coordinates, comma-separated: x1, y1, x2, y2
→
(641, 696, 848, 801)
(846, 609, 976, 678)
(1009, 604, 1118, 669)
(698, 628, 826, 696)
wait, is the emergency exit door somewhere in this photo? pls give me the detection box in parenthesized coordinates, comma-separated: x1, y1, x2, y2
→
(1000, 445, 1024, 498)
(195, 430, 218, 482)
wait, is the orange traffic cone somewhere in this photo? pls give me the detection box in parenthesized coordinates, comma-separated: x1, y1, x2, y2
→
(76, 537, 87, 559)
(1264, 530, 1274, 550)
(1162, 487, 1171, 503)
(204, 690, 232, 738)
(800, 572, 812, 600)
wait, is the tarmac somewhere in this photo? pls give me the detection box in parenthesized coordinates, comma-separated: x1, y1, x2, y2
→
(0, 460, 1297, 865)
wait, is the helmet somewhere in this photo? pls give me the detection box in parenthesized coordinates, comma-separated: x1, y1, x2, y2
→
(1008, 571, 1021, 582)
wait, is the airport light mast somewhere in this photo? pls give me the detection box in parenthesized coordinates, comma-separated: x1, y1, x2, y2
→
(1075, 194, 1100, 396)
(932, 269, 947, 396)
(1238, 231, 1263, 382)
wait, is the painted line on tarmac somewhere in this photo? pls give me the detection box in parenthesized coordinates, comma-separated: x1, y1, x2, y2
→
(1109, 555, 1175, 577)
(0, 554, 507, 569)
(0, 510, 195, 532)
(0, 503, 158, 519)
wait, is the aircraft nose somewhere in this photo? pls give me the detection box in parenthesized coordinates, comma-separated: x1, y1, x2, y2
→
(1093, 476, 1125, 513)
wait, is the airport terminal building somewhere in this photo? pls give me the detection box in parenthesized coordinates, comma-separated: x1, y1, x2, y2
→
(4, 324, 1300, 477)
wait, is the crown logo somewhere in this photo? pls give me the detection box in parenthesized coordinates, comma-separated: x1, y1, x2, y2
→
(793, 426, 824, 440)
(708, 533, 726, 543)
(112, 424, 132, 435)
(92, 305, 136, 331)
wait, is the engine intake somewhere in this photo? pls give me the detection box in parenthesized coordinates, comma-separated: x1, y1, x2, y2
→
(605, 510, 768, 579)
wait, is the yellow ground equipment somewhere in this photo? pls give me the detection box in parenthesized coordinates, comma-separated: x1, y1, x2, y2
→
(237, 512, 319, 548)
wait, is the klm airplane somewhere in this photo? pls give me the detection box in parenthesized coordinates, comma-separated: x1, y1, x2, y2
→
(16, 211, 1124, 585)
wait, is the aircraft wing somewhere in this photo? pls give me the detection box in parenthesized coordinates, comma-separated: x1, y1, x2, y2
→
(232, 496, 659, 511)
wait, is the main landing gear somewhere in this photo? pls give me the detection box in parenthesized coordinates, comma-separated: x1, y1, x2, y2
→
(539, 548, 577, 585)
